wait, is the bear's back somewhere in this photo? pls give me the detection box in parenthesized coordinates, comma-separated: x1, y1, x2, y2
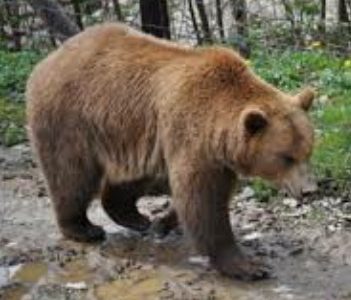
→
(26, 23, 197, 117)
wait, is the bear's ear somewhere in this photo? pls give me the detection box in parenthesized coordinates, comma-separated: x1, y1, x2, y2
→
(294, 87, 315, 111)
(242, 108, 268, 136)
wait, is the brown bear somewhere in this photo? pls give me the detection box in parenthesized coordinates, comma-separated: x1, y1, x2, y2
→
(26, 23, 316, 280)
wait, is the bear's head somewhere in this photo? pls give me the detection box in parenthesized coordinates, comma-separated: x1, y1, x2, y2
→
(234, 87, 317, 199)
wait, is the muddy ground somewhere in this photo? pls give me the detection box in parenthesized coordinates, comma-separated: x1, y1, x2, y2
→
(0, 144, 350, 300)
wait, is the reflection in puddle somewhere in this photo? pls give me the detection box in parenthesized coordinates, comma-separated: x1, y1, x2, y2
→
(0, 262, 48, 300)
(95, 269, 164, 300)
(13, 262, 48, 283)
(56, 259, 92, 284)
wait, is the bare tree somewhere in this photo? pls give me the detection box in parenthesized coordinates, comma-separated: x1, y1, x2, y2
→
(111, 0, 124, 21)
(338, 0, 349, 22)
(318, 0, 326, 38)
(194, 0, 212, 43)
(188, 0, 202, 44)
(71, 0, 84, 30)
(216, 0, 225, 41)
(0, 3, 6, 42)
(280, 0, 304, 45)
(140, 0, 170, 39)
(230, 0, 247, 36)
(26, 0, 80, 42)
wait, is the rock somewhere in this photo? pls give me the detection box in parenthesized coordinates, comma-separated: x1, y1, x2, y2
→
(283, 198, 298, 208)
(188, 256, 209, 267)
(243, 232, 263, 241)
(327, 224, 337, 233)
(65, 282, 88, 290)
(37, 186, 47, 198)
(238, 186, 255, 200)
(289, 246, 304, 256)
(341, 214, 351, 222)
(343, 203, 351, 214)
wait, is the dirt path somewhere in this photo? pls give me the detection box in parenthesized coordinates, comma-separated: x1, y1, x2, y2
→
(0, 144, 350, 300)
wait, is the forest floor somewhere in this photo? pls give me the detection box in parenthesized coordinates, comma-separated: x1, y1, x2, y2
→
(0, 143, 351, 300)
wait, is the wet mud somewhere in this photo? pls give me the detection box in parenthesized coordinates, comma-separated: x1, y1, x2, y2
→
(0, 144, 350, 300)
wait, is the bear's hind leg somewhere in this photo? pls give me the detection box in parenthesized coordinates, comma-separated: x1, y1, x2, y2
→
(54, 176, 106, 243)
(101, 179, 151, 232)
(34, 139, 105, 242)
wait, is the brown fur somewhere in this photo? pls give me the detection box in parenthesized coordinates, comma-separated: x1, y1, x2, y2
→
(26, 23, 315, 280)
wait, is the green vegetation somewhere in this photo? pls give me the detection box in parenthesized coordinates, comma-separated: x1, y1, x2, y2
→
(0, 50, 41, 101)
(0, 50, 42, 146)
(0, 47, 350, 190)
(0, 97, 26, 146)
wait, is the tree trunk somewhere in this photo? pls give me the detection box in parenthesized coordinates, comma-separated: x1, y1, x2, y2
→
(111, 0, 124, 21)
(140, 0, 170, 39)
(4, 0, 22, 51)
(321, 0, 326, 22)
(338, 0, 349, 22)
(0, 4, 6, 42)
(231, 0, 247, 36)
(188, 0, 202, 44)
(216, 0, 225, 41)
(71, 0, 84, 30)
(281, 0, 302, 45)
(194, 0, 212, 43)
(318, 0, 326, 39)
(26, 0, 80, 42)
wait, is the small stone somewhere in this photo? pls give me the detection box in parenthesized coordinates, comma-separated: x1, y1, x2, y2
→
(341, 214, 351, 222)
(243, 232, 263, 241)
(65, 281, 88, 290)
(188, 256, 209, 267)
(289, 246, 304, 256)
(327, 224, 337, 233)
(37, 187, 47, 197)
(283, 198, 298, 208)
(238, 186, 255, 200)
(343, 203, 351, 214)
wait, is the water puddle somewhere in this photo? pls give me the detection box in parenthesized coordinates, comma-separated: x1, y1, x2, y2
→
(0, 262, 48, 300)
(94, 268, 164, 300)
(56, 258, 92, 284)
(13, 262, 48, 284)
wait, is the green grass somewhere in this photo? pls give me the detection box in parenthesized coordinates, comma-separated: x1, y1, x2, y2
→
(0, 50, 42, 146)
(0, 50, 41, 101)
(0, 97, 26, 146)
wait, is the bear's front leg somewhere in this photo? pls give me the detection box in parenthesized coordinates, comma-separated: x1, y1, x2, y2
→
(169, 162, 270, 280)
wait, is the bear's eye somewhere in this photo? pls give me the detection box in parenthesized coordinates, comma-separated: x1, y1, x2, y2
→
(282, 155, 295, 167)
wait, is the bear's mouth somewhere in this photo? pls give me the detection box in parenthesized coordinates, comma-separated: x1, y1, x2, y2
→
(279, 165, 318, 200)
